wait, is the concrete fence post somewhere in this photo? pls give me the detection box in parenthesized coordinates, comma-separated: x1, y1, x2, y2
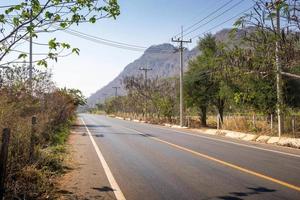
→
(270, 114, 273, 133)
(292, 116, 295, 135)
(0, 128, 10, 200)
(217, 114, 220, 130)
(252, 114, 256, 128)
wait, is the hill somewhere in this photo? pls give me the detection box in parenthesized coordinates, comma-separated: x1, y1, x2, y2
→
(86, 28, 249, 108)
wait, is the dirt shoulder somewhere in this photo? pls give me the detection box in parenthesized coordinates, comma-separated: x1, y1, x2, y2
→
(56, 120, 116, 200)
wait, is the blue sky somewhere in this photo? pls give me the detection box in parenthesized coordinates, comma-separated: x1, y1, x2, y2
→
(3, 0, 254, 96)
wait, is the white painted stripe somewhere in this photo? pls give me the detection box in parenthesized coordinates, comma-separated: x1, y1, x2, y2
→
(113, 117, 300, 158)
(81, 118, 126, 200)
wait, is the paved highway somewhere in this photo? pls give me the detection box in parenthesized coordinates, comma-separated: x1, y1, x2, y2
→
(79, 114, 300, 200)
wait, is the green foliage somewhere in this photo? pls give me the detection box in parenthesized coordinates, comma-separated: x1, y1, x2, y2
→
(102, 76, 178, 119)
(51, 122, 71, 145)
(231, 0, 300, 114)
(233, 74, 277, 113)
(61, 88, 87, 106)
(0, 0, 120, 65)
(36, 145, 67, 173)
(184, 34, 233, 124)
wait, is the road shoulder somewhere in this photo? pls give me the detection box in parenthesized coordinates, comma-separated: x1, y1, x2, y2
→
(57, 119, 116, 200)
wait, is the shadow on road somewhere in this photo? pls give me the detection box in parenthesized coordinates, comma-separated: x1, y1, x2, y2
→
(79, 129, 156, 138)
(218, 186, 276, 200)
(92, 186, 115, 192)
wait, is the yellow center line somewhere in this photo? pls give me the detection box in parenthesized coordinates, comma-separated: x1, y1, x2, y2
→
(124, 126, 300, 192)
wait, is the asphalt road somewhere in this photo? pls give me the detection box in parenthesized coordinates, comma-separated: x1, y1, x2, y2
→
(79, 114, 300, 200)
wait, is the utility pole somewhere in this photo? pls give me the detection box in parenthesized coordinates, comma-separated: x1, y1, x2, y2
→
(112, 86, 120, 97)
(29, 2, 33, 90)
(275, 2, 283, 137)
(172, 26, 191, 127)
(267, 0, 284, 136)
(139, 67, 152, 87)
(139, 67, 152, 119)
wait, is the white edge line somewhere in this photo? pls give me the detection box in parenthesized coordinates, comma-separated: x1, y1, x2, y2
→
(112, 117, 300, 158)
(153, 126, 300, 158)
(81, 118, 126, 200)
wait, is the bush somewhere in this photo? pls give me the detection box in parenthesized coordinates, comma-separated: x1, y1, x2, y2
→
(0, 68, 85, 199)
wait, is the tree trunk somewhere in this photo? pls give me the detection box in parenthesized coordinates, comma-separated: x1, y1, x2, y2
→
(199, 106, 207, 127)
(216, 98, 225, 128)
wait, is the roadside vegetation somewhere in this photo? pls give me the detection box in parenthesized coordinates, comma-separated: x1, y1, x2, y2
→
(0, 0, 120, 199)
(93, 1, 300, 137)
(0, 66, 86, 199)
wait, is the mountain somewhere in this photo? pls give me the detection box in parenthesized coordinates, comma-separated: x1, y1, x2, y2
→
(86, 43, 198, 107)
(86, 28, 249, 108)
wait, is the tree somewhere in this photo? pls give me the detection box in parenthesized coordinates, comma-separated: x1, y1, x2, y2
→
(0, 0, 120, 67)
(114, 75, 178, 119)
(185, 34, 234, 126)
(184, 55, 213, 127)
(232, 0, 300, 115)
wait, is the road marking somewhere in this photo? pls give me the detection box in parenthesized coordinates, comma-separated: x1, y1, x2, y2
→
(155, 127, 300, 158)
(112, 117, 300, 158)
(122, 126, 300, 192)
(81, 118, 126, 200)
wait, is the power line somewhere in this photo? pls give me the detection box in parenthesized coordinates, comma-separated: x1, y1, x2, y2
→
(0, 5, 18, 9)
(182, 0, 247, 37)
(191, 5, 254, 39)
(62, 29, 146, 52)
(34, 20, 149, 52)
(61, 28, 176, 53)
(173, 0, 235, 38)
(66, 28, 147, 49)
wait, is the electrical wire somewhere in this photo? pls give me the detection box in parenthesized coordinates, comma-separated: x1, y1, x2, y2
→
(60, 28, 176, 53)
(182, 0, 247, 37)
(65, 28, 147, 49)
(61, 29, 146, 52)
(191, 5, 254, 39)
(173, 0, 235, 38)
(0, 5, 18, 9)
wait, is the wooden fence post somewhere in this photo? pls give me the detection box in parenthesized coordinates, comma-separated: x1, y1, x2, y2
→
(0, 128, 10, 200)
(29, 116, 37, 162)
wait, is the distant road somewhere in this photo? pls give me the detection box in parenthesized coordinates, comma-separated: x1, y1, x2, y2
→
(79, 114, 300, 200)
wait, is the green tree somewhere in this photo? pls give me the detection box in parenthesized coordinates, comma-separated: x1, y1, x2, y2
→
(232, 0, 300, 114)
(185, 34, 233, 126)
(184, 56, 213, 126)
(0, 0, 120, 66)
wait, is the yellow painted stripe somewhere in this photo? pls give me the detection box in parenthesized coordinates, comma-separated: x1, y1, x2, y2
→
(124, 127, 300, 192)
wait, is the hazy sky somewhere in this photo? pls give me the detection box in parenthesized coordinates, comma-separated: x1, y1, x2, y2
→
(4, 0, 254, 96)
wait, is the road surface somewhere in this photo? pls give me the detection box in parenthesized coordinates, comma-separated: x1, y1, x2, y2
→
(77, 114, 300, 200)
